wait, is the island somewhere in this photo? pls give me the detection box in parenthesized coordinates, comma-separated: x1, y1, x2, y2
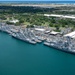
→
(0, 3, 75, 54)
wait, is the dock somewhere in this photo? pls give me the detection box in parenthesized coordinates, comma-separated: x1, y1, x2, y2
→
(1, 23, 75, 54)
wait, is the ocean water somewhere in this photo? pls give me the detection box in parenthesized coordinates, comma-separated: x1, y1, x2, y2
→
(0, 1, 75, 4)
(0, 32, 75, 75)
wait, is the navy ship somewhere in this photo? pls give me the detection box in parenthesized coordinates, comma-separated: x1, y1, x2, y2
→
(11, 32, 36, 45)
(44, 37, 75, 54)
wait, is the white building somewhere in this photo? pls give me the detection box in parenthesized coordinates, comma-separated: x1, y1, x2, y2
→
(64, 31, 75, 38)
(35, 28, 45, 32)
(44, 14, 75, 19)
(9, 20, 19, 24)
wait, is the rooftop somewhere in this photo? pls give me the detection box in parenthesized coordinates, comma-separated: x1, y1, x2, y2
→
(44, 14, 75, 19)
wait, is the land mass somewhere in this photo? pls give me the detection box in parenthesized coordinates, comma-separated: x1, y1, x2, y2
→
(0, 3, 75, 54)
(0, 3, 75, 31)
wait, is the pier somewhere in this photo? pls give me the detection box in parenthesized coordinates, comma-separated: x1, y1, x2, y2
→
(0, 23, 75, 54)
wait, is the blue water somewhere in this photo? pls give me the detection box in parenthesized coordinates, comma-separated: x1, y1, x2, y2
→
(0, 1, 75, 4)
(0, 32, 75, 75)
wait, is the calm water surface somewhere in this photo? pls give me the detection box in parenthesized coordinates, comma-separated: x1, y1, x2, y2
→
(0, 32, 75, 75)
(0, 1, 75, 4)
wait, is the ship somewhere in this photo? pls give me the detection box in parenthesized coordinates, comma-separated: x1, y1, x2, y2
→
(44, 41, 75, 54)
(11, 33, 36, 45)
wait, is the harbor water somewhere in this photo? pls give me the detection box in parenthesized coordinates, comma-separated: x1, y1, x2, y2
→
(0, 32, 75, 75)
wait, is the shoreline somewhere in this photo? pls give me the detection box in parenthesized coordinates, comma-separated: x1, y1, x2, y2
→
(0, 4, 75, 8)
(0, 23, 75, 55)
(0, 1, 75, 8)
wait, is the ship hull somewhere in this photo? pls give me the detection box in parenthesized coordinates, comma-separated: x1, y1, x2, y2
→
(12, 35, 36, 45)
(44, 43, 75, 55)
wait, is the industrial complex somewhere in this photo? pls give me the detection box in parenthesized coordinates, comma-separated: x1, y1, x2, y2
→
(0, 23, 75, 54)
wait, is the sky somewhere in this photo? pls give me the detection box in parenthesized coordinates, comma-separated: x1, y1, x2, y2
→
(0, 0, 74, 1)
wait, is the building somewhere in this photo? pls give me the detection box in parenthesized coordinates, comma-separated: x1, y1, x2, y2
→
(9, 20, 19, 24)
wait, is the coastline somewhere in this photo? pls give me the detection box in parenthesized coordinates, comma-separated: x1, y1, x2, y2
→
(0, 4, 75, 8)
(0, 1, 75, 8)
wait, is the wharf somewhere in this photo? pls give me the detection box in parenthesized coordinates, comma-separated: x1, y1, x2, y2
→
(1, 23, 75, 55)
